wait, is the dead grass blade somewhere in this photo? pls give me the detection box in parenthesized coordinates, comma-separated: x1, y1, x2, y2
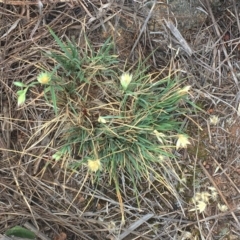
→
(164, 19, 192, 56)
(119, 213, 154, 240)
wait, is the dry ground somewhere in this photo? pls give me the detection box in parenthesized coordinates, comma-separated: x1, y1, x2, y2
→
(1, 0, 240, 239)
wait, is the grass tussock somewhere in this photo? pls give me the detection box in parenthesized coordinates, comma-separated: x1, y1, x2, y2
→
(14, 27, 195, 223)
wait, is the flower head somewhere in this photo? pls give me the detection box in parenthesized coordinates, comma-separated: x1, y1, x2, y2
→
(192, 192, 210, 204)
(153, 130, 166, 144)
(158, 155, 166, 162)
(52, 151, 62, 161)
(209, 115, 219, 125)
(208, 187, 218, 201)
(178, 85, 191, 95)
(87, 159, 102, 172)
(98, 116, 107, 124)
(200, 192, 211, 203)
(37, 72, 51, 85)
(120, 72, 132, 91)
(176, 134, 190, 150)
(190, 200, 207, 213)
(218, 203, 228, 212)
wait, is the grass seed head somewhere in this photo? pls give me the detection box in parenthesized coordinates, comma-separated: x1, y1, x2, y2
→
(209, 115, 219, 125)
(176, 134, 190, 150)
(200, 192, 211, 203)
(217, 203, 228, 212)
(196, 201, 207, 213)
(178, 85, 191, 95)
(153, 130, 166, 144)
(120, 72, 132, 91)
(98, 116, 107, 124)
(208, 187, 218, 200)
(52, 151, 62, 161)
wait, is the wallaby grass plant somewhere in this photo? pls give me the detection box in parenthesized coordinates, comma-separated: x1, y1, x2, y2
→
(14, 27, 195, 224)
